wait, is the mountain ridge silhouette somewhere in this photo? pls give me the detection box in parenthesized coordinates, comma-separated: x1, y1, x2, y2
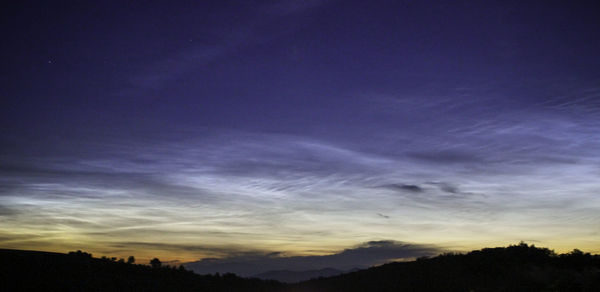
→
(2, 243, 599, 291)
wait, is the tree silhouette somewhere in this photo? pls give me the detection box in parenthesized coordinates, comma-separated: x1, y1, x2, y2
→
(1, 249, 284, 291)
(150, 258, 161, 268)
(127, 256, 135, 264)
(3, 244, 600, 291)
(68, 250, 92, 258)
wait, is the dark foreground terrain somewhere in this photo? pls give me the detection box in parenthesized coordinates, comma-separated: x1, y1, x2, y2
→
(1, 243, 599, 291)
(291, 243, 600, 292)
(0, 249, 281, 291)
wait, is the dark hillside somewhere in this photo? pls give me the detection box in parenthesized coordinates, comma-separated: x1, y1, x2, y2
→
(290, 243, 600, 292)
(0, 249, 281, 291)
(2, 244, 599, 291)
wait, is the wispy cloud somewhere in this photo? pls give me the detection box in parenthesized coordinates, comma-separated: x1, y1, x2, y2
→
(1, 125, 599, 258)
(118, 0, 332, 98)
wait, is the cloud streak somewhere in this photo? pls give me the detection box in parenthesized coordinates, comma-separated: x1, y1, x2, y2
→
(1, 124, 599, 260)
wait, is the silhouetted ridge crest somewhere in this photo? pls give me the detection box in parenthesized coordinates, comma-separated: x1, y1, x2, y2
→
(1, 243, 599, 291)
(0, 249, 281, 291)
(294, 242, 600, 291)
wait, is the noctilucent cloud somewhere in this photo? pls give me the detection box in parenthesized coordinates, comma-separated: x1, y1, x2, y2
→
(1, 0, 599, 263)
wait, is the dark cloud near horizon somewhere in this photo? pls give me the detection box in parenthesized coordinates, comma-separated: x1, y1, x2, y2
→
(185, 240, 444, 277)
(380, 184, 424, 193)
(377, 213, 390, 219)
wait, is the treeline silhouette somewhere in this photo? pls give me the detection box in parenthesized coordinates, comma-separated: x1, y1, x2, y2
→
(1, 243, 599, 291)
(291, 242, 600, 291)
(0, 249, 281, 291)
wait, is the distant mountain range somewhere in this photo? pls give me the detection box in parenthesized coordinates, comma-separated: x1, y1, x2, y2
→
(183, 240, 440, 277)
(2, 243, 600, 291)
(252, 267, 347, 283)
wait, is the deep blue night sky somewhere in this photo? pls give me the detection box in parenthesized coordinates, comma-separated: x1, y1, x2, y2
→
(1, 0, 599, 268)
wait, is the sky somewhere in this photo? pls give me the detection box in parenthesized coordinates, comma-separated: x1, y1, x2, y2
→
(1, 0, 599, 267)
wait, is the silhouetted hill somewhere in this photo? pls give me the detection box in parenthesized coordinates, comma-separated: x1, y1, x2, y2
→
(0, 249, 281, 291)
(2, 244, 599, 291)
(253, 267, 345, 283)
(290, 243, 600, 292)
